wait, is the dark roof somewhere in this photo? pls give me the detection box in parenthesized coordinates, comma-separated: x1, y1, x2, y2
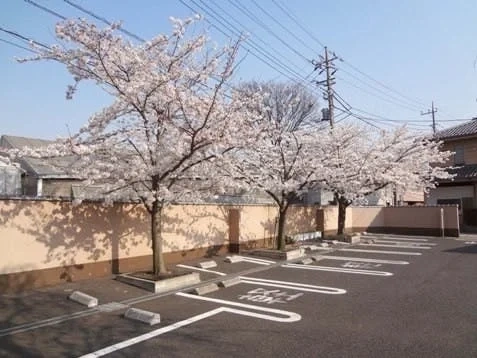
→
(441, 164, 477, 182)
(0, 135, 54, 149)
(0, 135, 78, 178)
(436, 119, 477, 140)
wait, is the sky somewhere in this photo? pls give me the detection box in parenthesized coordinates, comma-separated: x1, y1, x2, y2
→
(1, 0, 477, 139)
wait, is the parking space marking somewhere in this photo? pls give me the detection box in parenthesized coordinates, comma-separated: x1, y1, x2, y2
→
(341, 248, 422, 255)
(359, 243, 432, 249)
(282, 263, 393, 276)
(318, 255, 409, 265)
(176, 292, 301, 322)
(239, 276, 346, 294)
(234, 256, 277, 265)
(364, 236, 429, 242)
(176, 264, 227, 276)
(373, 240, 437, 246)
(80, 294, 301, 357)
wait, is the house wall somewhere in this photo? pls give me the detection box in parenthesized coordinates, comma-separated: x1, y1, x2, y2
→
(0, 199, 319, 292)
(442, 138, 477, 165)
(42, 180, 80, 198)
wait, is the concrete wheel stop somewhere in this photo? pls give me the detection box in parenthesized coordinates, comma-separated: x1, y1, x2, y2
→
(116, 272, 201, 293)
(68, 291, 98, 308)
(124, 307, 161, 325)
(248, 247, 305, 260)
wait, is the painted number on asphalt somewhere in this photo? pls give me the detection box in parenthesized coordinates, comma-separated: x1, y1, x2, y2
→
(238, 288, 303, 305)
(341, 261, 382, 269)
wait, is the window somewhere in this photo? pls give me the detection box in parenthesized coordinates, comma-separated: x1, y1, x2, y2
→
(454, 145, 464, 165)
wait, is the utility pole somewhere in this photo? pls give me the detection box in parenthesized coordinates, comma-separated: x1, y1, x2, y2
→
(421, 101, 438, 135)
(313, 46, 339, 128)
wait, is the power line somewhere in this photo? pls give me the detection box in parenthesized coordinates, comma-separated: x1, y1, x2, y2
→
(24, 0, 67, 20)
(0, 37, 38, 53)
(207, 0, 302, 74)
(340, 59, 427, 107)
(336, 75, 422, 112)
(269, 0, 428, 109)
(179, 0, 313, 88)
(62, 0, 145, 42)
(270, 0, 326, 48)
(338, 66, 422, 111)
(0, 26, 50, 49)
(247, 0, 317, 57)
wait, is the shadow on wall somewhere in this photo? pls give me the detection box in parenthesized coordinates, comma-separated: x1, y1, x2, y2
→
(162, 204, 230, 261)
(0, 200, 149, 291)
(285, 206, 319, 236)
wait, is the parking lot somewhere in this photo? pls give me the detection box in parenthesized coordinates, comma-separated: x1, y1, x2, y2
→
(1, 234, 476, 357)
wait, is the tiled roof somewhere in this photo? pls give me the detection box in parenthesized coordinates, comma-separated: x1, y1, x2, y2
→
(0, 135, 77, 178)
(436, 119, 477, 140)
(442, 164, 477, 182)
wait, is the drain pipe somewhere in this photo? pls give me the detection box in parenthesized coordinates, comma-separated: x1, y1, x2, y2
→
(440, 208, 445, 238)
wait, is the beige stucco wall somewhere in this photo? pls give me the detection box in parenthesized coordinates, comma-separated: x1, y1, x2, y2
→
(0, 200, 150, 275)
(0, 200, 319, 275)
(352, 206, 384, 228)
(383, 206, 458, 229)
(321, 205, 459, 234)
(321, 206, 353, 233)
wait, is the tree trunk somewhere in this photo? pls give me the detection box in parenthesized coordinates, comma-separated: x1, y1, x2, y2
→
(337, 196, 347, 235)
(151, 202, 166, 276)
(276, 206, 288, 251)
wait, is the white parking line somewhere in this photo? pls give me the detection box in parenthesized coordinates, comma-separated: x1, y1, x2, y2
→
(176, 292, 301, 321)
(234, 256, 276, 265)
(341, 248, 422, 255)
(236, 256, 276, 264)
(176, 264, 227, 276)
(363, 236, 429, 242)
(239, 276, 346, 294)
(282, 263, 393, 276)
(373, 240, 437, 246)
(80, 294, 301, 357)
(318, 255, 409, 265)
(359, 243, 432, 249)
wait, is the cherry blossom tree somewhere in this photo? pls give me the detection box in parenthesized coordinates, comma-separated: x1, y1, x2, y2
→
(221, 81, 324, 251)
(16, 17, 248, 276)
(318, 124, 453, 235)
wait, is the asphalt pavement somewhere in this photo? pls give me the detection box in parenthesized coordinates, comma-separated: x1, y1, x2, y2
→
(1, 234, 476, 358)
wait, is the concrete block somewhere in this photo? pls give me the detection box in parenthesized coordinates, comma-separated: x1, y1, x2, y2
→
(197, 260, 217, 269)
(224, 256, 243, 263)
(286, 248, 305, 260)
(116, 272, 201, 293)
(311, 255, 324, 262)
(218, 277, 241, 288)
(124, 308, 161, 326)
(190, 283, 219, 295)
(297, 258, 313, 265)
(68, 291, 98, 308)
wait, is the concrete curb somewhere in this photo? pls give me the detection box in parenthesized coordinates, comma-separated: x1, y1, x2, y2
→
(117, 272, 201, 293)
